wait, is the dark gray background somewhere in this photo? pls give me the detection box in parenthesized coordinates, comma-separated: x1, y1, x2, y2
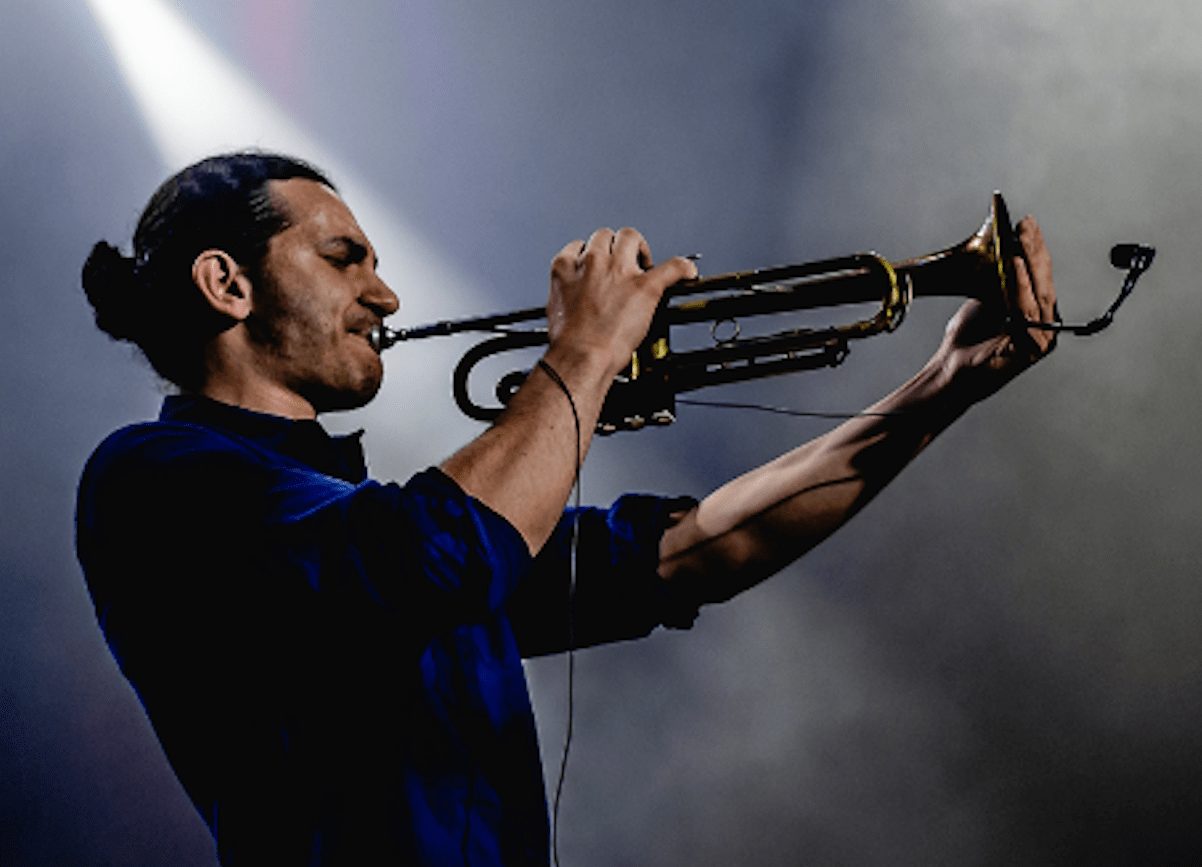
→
(4, 1, 1201, 864)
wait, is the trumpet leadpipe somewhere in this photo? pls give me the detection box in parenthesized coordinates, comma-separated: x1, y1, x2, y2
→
(369, 304, 547, 352)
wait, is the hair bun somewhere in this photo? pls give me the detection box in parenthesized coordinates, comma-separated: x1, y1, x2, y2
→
(82, 241, 143, 341)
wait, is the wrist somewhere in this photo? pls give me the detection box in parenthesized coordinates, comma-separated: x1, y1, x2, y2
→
(888, 349, 975, 431)
(542, 340, 619, 403)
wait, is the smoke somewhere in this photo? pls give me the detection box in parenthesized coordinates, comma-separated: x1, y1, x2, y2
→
(5, 0, 1202, 864)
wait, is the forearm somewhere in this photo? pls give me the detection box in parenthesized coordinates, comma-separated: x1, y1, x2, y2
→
(658, 356, 971, 603)
(658, 212, 1058, 604)
(439, 343, 611, 554)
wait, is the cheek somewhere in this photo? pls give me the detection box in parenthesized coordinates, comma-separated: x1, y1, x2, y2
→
(290, 298, 345, 353)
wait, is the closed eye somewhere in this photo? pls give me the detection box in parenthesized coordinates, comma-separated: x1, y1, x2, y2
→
(320, 237, 371, 269)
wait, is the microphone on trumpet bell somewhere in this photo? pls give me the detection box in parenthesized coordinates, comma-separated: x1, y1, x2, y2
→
(1019, 242, 1154, 336)
(1110, 244, 1156, 270)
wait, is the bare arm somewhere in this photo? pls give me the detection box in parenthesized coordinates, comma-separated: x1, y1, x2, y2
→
(659, 217, 1058, 603)
(440, 227, 697, 553)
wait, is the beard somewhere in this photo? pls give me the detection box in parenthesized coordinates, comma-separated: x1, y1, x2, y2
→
(243, 264, 385, 415)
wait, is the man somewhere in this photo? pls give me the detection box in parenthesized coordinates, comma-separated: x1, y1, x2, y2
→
(77, 152, 1056, 865)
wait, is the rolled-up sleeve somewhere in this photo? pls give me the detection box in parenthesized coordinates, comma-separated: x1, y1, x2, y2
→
(279, 468, 534, 628)
(506, 493, 700, 657)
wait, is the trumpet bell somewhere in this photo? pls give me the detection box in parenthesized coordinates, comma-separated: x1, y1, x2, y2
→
(895, 191, 1015, 302)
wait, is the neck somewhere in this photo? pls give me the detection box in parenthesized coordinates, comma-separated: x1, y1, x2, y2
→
(198, 378, 317, 420)
(200, 333, 317, 420)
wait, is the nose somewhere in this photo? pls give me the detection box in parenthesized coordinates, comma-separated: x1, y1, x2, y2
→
(362, 271, 400, 317)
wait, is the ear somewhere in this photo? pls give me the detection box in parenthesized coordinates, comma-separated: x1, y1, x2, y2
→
(192, 249, 253, 321)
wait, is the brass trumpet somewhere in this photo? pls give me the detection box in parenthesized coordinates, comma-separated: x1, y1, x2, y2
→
(370, 193, 1153, 433)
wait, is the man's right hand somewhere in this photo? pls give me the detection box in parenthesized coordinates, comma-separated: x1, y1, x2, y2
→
(545, 227, 697, 382)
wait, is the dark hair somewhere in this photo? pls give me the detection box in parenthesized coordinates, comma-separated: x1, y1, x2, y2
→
(82, 151, 334, 390)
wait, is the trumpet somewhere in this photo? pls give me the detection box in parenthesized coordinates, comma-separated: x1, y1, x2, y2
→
(370, 193, 1154, 433)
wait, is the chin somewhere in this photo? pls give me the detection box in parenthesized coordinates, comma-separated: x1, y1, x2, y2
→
(309, 370, 384, 414)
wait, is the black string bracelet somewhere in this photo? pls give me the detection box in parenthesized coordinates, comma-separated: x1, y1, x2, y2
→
(537, 357, 582, 867)
(537, 358, 581, 445)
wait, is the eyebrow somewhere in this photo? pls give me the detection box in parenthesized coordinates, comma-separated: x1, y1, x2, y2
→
(319, 236, 379, 269)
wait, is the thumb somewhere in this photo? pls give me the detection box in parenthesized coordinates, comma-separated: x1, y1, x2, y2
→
(642, 255, 699, 294)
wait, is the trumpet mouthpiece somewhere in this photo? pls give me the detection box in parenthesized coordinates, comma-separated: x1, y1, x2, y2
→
(368, 324, 400, 352)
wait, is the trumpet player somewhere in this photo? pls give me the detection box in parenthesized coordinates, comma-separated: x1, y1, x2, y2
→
(75, 151, 1057, 866)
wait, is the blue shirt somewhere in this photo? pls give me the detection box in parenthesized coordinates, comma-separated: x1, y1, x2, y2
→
(75, 395, 696, 866)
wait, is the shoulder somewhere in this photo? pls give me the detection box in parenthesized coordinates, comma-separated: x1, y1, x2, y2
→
(82, 417, 266, 484)
(78, 418, 371, 530)
(78, 419, 272, 526)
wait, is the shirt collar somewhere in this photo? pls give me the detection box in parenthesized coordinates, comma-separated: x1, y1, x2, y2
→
(160, 394, 368, 483)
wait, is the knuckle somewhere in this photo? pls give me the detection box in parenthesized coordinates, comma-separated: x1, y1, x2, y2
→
(553, 241, 583, 263)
